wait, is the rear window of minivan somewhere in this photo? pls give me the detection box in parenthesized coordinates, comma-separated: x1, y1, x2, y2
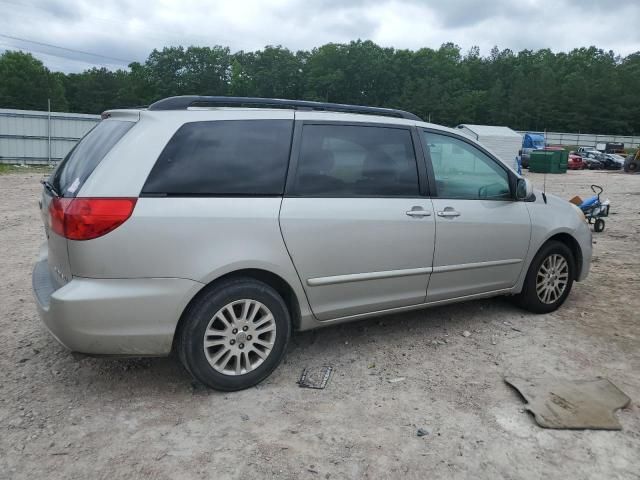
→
(141, 120, 293, 196)
(50, 120, 134, 197)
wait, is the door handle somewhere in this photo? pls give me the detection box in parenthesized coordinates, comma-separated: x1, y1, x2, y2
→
(437, 209, 461, 218)
(406, 208, 431, 217)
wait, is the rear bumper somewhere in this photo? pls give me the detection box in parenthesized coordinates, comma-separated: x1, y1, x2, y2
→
(32, 259, 203, 355)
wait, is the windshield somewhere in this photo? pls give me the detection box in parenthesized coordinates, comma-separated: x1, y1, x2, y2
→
(50, 120, 134, 197)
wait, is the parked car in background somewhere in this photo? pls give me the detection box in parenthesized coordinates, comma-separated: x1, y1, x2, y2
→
(582, 151, 621, 170)
(597, 153, 622, 170)
(568, 152, 584, 170)
(604, 154, 625, 169)
(582, 151, 604, 169)
(578, 146, 599, 156)
(33, 96, 593, 391)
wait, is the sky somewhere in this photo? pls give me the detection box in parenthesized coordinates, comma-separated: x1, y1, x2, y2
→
(1, 0, 639, 73)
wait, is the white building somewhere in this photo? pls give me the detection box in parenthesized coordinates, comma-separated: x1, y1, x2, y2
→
(455, 124, 522, 166)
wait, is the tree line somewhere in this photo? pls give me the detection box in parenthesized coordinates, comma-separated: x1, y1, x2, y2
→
(1, 41, 639, 135)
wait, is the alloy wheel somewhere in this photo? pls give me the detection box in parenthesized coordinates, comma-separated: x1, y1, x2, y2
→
(203, 299, 276, 375)
(535, 254, 569, 304)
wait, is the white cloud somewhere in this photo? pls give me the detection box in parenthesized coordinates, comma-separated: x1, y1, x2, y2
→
(0, 0, 638, 72)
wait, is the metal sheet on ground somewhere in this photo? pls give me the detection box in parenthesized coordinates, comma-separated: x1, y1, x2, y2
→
(505, 376, 631, 430)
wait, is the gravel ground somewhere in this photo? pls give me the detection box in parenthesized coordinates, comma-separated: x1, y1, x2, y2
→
(1, 169, 639, 480)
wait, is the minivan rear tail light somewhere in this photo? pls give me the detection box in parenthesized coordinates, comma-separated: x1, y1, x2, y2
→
(49, 198, 137, 240)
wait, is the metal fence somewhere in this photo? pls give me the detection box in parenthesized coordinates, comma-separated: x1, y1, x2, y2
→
(517, 131, 640, 149)
(0, 108, 100, 165)
(2, 107, 639, 165)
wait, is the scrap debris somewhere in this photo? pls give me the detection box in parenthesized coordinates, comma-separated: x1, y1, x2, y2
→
(505, 376, 631, 430)
(298, 366, 333, 389)
(388, 377, 406, 384)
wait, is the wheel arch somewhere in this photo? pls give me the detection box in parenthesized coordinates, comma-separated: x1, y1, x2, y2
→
(172, 268, 302, 354)
(543, 232, 583, 280)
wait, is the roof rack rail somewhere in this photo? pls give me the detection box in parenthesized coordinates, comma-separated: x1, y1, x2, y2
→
(147, 96, 422, 121)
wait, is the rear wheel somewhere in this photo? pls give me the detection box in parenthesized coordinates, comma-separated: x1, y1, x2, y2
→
(514, 241, 575, 314)
(177, 278, 291, 391)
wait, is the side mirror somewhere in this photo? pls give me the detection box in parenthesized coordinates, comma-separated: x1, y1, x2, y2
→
(516, 178, 533, 200)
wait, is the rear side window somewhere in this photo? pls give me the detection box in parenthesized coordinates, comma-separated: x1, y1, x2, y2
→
(291, 124, 419, 196)
(51, 120, 134, 197)
(142, 120, 293, 196)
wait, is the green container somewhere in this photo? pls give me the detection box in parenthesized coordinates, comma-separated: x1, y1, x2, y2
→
(529, 150, 568, 173)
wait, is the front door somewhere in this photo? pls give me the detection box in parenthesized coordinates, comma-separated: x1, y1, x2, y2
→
(421, 130, 531, 302)
(280, 122, 435, 320)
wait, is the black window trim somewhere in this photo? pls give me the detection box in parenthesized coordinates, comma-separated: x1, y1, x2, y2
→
(283, 120, 430, 199)
(419, 127, 518, 201)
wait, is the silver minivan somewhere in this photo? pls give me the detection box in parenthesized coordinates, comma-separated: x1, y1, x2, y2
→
(33, 96, 592, 391)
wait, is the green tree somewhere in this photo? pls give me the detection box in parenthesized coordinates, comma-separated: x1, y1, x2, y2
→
(230, 46, 304, 99)
(141, 46, 231, 101)
(1, 42, 639, 135)
(64, 67, 135, 113)
(305, 40, 396, 105)
(0, 51, 67, 111)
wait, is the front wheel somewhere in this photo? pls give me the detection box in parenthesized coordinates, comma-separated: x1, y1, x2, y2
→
(176, 278, 291, 391)
(514, 241, 575, 314)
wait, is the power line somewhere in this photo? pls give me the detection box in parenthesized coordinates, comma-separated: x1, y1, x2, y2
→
(0, 43, 127, 72)
(0, 0, 236, 52)
(0, 34, 134, 64)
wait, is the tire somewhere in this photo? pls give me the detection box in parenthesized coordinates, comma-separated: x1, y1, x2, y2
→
(514, 241, 575, 314)
(177, 278, 291, 391)
(594, 218, 605, 232)
(627, 161, 638, 173)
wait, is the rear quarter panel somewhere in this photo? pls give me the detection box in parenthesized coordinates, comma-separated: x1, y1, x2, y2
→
(67, 197, 314, 323)
(70, 109, 314, 324)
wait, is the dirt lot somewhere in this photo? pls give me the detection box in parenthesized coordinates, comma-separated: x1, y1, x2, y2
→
(1, 169, 639, 480)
